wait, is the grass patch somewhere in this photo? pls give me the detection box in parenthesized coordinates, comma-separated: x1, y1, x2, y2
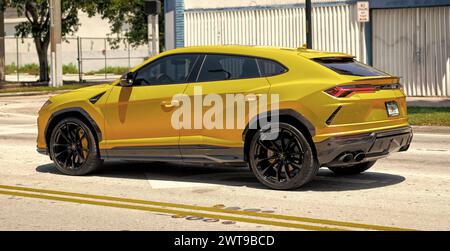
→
(408, 107, 450, 126)
(5, 63, 128, 76)
(0, 84, 85, 94)
(5, 64, 17, 75)
(19, 63, 40, 75)
(6, 63, 40, 75)
(91, 66, 129, 75)
(63, 63, 79, 74)
(6, 63, 80, 75)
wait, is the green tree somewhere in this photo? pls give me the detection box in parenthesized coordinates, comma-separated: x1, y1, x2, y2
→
(0, 0, 95, 82)
(0, 0, 164, 82)
(89, 0, 164, 50)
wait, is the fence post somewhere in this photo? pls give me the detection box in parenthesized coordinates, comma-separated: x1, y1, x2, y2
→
(0, 11, 5, 82)
(128, 40, 131, 70)
(16, 37, 19, 82)
(77, 37, 82, 83)
(104, 38, 107, 79)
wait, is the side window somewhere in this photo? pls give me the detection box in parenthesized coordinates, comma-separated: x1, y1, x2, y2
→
(134, 54, 199, 86)
(197, 54, 260, 82)
(257, 58, 287, 77)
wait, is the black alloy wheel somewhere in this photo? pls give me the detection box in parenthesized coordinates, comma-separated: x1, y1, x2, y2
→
(249, 123, 319, 190)
(49, 117, 102, 176)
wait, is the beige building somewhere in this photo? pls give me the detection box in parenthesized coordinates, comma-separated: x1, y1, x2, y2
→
(4, 8, 148, 73)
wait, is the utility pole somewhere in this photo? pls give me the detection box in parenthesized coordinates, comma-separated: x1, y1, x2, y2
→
(305, 0, 313, 49)
(49, 0, 63, 87)
(144, 0, 161, 57)
(0, 9, 5, 81)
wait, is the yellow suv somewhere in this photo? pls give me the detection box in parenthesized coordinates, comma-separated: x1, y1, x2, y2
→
(37, 46, 413, 190)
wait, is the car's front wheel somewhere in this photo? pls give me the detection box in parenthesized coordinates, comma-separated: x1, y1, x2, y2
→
(328, 161, 376, 175)
(49, 117, 102, 176)
(248, 123, 319, 190)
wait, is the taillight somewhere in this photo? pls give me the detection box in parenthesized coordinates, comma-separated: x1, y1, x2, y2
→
(324, 85, 377, 98)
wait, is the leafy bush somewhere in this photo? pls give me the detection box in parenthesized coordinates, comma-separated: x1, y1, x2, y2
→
(19, 63, 40, 75)
(4, 63, 128, 76)
(63, 63, 79, 74)
(5, 63, 41, 75)
(95, 66, 129, 75)
(5, 63, 17, 75)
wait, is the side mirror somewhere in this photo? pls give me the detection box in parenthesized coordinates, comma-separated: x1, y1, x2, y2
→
(120, 72, 134, 87)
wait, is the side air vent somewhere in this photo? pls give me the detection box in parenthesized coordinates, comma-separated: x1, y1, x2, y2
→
(326, 106, 343, 125)
(89, 92, 106, 104)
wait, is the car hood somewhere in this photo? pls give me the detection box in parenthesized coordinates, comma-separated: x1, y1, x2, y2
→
(49, 84, 113, 104)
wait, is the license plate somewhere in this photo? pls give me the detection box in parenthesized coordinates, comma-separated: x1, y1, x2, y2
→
(386, 101, 400, 117)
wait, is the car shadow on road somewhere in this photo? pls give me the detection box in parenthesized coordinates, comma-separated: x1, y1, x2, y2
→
(36, 161, 406, 192)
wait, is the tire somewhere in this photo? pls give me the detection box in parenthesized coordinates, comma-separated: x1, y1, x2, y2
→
(328, 161, 376, 175)
(49, 117, 103, 176)
(248, 123, 319, 190)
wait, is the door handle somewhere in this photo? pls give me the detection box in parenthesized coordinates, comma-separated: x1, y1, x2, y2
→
(161, 100, 181, 109)
(245, 94, 263, 102)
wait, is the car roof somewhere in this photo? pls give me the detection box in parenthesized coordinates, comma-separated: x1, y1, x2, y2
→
(166, 45, 354, 60)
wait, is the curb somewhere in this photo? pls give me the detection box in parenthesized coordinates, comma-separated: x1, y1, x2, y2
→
(407, 98, 450, 108)
(411, 126, 450, 134)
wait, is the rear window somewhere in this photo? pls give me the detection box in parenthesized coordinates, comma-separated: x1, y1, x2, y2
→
(314, 57, 388, 77)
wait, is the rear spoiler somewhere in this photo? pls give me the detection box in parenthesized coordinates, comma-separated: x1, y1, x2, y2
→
(351, 76, 401, 85)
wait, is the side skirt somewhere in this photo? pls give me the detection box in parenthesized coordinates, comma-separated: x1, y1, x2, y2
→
(100, 145, 246, 165)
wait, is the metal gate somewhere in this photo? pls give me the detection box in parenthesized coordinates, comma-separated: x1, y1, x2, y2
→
(373, 7, 450, 97)
(184, 3, 367, 62)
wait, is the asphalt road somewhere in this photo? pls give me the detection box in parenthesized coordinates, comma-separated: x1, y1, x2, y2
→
(0, 94, 449, 231)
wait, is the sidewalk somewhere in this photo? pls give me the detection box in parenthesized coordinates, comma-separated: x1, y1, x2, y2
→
(0, 90, 68, 98)
(412, 125, 450, 134)
(407, 97, 450, 108)
(4, 74, 121, 83)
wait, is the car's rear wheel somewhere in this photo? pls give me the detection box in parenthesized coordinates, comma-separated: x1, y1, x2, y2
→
(49, 117, 102, 176)
(328, 161, 376, 175)
(248, 123, 319, 190)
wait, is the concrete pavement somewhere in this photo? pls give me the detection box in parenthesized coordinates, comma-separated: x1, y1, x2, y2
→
(0, 94, 449, 231)
(407, 97, 450, 108)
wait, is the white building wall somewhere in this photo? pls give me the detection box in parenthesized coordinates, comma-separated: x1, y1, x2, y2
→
(185, 0, 351, 10)
(373, 7, 450, 97)
(184, 0, 367, 62)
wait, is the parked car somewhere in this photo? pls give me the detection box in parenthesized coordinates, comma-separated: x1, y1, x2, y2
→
(37, 45, 413, 190)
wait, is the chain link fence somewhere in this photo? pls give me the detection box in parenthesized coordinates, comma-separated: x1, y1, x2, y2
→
(3, 36, 149, 83)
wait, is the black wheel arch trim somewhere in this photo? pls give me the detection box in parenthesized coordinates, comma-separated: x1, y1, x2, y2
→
(243, 109, 316, 140)
(44, 107, 103, 152)
(242, 109, 316, 161)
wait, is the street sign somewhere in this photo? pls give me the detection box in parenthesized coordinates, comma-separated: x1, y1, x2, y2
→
(357, 1, 370, 22)
(144, 0, 162, 15)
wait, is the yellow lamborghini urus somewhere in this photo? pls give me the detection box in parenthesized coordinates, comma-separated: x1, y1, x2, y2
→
(37, 46, 413, 190)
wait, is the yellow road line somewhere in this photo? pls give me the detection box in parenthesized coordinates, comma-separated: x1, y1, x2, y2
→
(0, 184, 415, 231)
(0, 189, 344, 231)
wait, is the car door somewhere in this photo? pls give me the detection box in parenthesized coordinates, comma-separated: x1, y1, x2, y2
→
(102, 53, 201, 160)
(180, 54, 271, 163)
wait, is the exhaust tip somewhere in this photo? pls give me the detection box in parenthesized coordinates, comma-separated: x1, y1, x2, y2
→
(354, 152, 366, 162)
(339, 153, 354, 163)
